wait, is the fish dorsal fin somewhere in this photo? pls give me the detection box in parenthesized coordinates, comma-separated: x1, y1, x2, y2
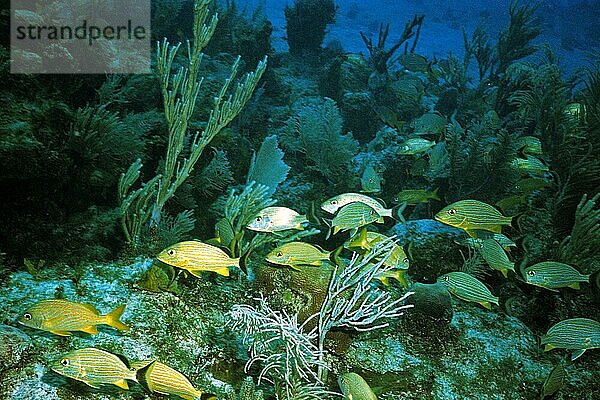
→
(81, 303, 100, 314)
(375, 197, 387, 208)
(114, 353, 131, 369)
(81, 325, 98, 335)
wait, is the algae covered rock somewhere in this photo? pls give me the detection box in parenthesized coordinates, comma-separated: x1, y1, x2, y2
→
(404, 282, 453, 332)
(0, 325, 33, 374)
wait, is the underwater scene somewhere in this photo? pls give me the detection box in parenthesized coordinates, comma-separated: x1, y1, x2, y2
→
(1, 0, 600, 398)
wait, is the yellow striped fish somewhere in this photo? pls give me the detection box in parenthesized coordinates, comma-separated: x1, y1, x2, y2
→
(516, 136, 543, 155)
(435, 199, 512, 236)
(523, 261, 590, 291)
(510, 156, 549, 175)
(476, 239, 515, 278)
(132, 360, 205, 400)
(345, 230, 410, 271)
(338, 372, 377, 400)
(374, 269, 410, 288)
(465, 231, 516, 251)
(437, 272, 499, 309)
(157, 241, 241, 277)
(332, 202, 382, 235)
(246, 206, 308, 232)
(321, 193, 393, 219)
(18, 299, 128, 336)
(542, 318, 600, 360)
(266, 242, 330, 269)
(51, 348, 137, 389)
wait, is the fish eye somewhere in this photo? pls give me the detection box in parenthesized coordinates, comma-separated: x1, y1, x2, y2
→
(331, 200, 337, 205)
(403, 258, 409, 263)
(255, 216, 262, 222)
(23, 313, 32, 320)
(276, 252, 283, 257)
(443, 276, 449, 282)
(527, 270, 536, 276)
(448, 209, 457, 215)
(60, 359, 69, 366)
(167, 249, 175, 256)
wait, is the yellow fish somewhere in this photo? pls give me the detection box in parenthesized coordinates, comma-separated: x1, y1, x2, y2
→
(18, 299, 128, 336)
(266, 242, 331, 269)
(157, 241, 241, 277)
(132, 360, 206, 400)
(332, 202, 382, 235)
(435, 199, 512, 236)
(321, 193, 394, 219)
(51, 347, 137, 389)
(338, 372, 377, 400)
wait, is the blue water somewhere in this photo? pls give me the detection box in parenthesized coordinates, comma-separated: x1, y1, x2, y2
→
(233, 0, 599, 74)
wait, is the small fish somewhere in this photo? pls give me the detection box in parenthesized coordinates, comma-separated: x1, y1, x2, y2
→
(397, 138, 435, 155)
(516, 136, 543, 155)
(510, 156, 549, 175)
(360, 164, 383, 194)
(332, 202, 382, 235)
(338, 372, 377, 400)
(435, 199, 512, 236)
(18, 299, 128, 336)
(157, 241, 241, 277)
(393, 188, 440, 205)
(51, 348, 137, 389)
(132, 360, 205, 400)
(212, 218, 235, 248)
(513, 177, 551, 196)
(398, 53, 429, 73)
(541, 318, 600, 360)
(464, 231, 516, 251)
(437, 272, 499, 309)
(375, 269, 410, 287)
(523, 261, 590, 291)
(476, 239, 515, 278)
(539, 364, 566, 400)
(321, 193, 395, 219)
(345, 229, 410, 271)
(495, 194, 526, 214)
(247, 206, 308, 232)
(266, 242, 331, 269)
(410, 112, 447, 135)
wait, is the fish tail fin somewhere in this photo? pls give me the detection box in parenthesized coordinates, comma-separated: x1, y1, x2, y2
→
(391, 203, 407, 222)
(136, 360, 156, 393)
(238, 252, 250, 275)
(106, 304, 129, 331)
(330, 246, 344, 267)
(432, 187, 441, 201)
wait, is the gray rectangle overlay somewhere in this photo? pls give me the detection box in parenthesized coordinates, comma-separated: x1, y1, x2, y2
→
(11, 0, 151, 74)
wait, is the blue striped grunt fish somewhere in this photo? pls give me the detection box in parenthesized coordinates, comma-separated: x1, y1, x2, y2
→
(516, 136, 543, 155)
(397, 138, 435, 155)
(437, 272, 499, 309)
(132, 360, 206, 400)
(332, 202, 382, 235)
(510, 156, 549, 175)
(266, 242, 331, 269)
(360, 163, 383, 194)
(321, 193, 394, 219)
(541, 318, 600, 360)
(246, 206, 308, 232)
(338, 372, 377, 400)
(435, 199, 512, 236)
(18, 299, 128, 336)
(51, 347, 137, 389)
(523, 261, 590, 291)
(393, 188, 440, 205)
(476, 238, 515, 277)
(157, 241, 241, 277)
